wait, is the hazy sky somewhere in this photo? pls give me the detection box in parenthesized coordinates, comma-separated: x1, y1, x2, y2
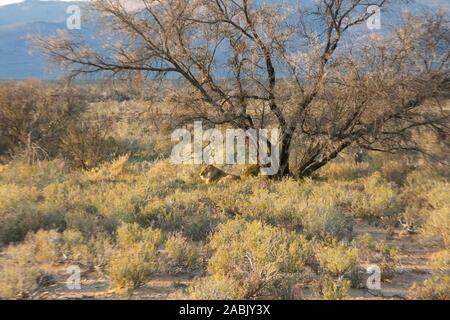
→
(0, 0, 86, 5)
(0, 0, 23, 5)
(0, 0, 448, 8)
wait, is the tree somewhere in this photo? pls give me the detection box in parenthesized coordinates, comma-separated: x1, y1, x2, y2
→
(35, 0, 449, 177)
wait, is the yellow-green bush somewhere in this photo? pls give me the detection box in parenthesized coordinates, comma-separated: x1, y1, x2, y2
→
(25, 230, 62, 265)
(354, 234, 400, 280)
(409, 250, 450, 300)
(197, 219, 311, 299)
(312, 275, 352, 300)
(163, 233, 204, 274)
(350, 173, 398, 219)
(0, 243, 41, 299)
(318, 161, 370, 181)
(0, 184, 65, 244)
(187, 276, 241, 300)
(421, 182, 450, 248)
(108, 223, 162, 289)
(380, 160, 414, 187)
(315, 240, 359, 278)
(62, 229, 113, 269)
(141, 191, 219, 241)
(299, 183, 354, 240)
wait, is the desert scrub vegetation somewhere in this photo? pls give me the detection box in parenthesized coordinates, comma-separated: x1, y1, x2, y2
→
(408, 250, 450, 300)
(188, 219, 313, 299)
(108, 223, 162, 289)
(162, 233, 204, 275)
(0, 243, 42, 299)
(0, 112, 448, 299)
(0, 154, 448, 299)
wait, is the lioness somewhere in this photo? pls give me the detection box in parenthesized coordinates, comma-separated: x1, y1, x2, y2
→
(199, 165, 240, 184)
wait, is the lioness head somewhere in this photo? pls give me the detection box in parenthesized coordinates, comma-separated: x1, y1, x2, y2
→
(199, 165, 227, 183)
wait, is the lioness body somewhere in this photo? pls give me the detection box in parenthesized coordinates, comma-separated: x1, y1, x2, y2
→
(199, 165, 240, 184)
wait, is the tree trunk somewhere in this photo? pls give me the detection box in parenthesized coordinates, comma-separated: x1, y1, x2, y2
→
(274, 129, 293, 179)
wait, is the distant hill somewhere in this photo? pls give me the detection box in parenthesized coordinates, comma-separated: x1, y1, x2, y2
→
(0, 0, 89, 79)
(0, 0, 447, 80)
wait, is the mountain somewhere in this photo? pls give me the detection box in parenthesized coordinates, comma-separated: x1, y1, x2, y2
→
(0, 0, 448, 80)
(0, 0, 88, 79)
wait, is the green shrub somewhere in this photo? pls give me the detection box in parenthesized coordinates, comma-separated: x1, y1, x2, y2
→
(315, 240, 359, 278)
(421, 183, 450, 248)
(64, 204, 115, 236)
(108, 223, 162, 289)
(354, 234, 400, 280)
(163, 233, 203, 275)
(409, 275, 450, 300)
(187, 276, 241, 300)
(25, 230, 62, 265)
(61, 228, 114, 270)
(141, 191, 219, 241)
(312, 276, 352, 300)
(409, 250, 450, 300)
(199, 219, 311, 299)
(299, 183, 354, 240)
(0, 184, 65, 245)
(350, 173, 398, 219)
(0, 244, 41, 299)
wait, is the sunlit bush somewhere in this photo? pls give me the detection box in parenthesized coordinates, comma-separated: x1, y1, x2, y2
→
(409, 250, 450, 300)
(162, 233, 204, 275)
(350, 173, 398, 219)
(108, 223, 162, 289)
(0, 184, 64, 244)
(312, 275, 352, 300)
(199, 219, 311, 299)
(0, 243, 41, 299)
(354, 234, 400, 280)
(315, 240, 359, 278)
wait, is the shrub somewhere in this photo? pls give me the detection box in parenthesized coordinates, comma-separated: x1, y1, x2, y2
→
(408, 250, 450, 300)
(312, 276, 352, 300)
(108, 223, 162, 289)
(409, 275, 450, 300)
(142, 191, 219, 241)
(187, 276, 241, 300)
(421, 183, 450, 248)
(0, 184, 65, 245)
(163, 233, 203, 275)
(380, 161, 413, 186)
(25, 230, 62, 265)
(61, 229, 113, 270)
(242, 184, 302, 227)
(318, 161, 370, 181)
(0, 244, 41, 299)
(60, 116, 118, 170)
(64, 203, 115, 236)
(350, 173, 398, 220)
(299, 183, 354, 240)
(0, 81, 86, 163)
(62, 229, 94, 267)
(0, 160, 65, 188)
(315, 240, 359, 278)
(199, 219, 311, 299)
(354, 234, 400, 280)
